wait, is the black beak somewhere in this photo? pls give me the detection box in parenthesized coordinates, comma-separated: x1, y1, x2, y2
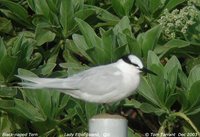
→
(140, 67, 157, 76)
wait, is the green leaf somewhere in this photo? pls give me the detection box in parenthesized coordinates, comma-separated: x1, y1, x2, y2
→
(113, 16, 131, 35)
(59, 95, 70, 110)
(126, 35, 141, 57)
(124, 98, 142, 108)
(13, 98, 46, 122)
(138, 77, 159, 106)
(85, 102, 98, 119)
(138, 25, 162, 57)
(75, 18, 101, 49)
(188, 81, 200, 109)
(86, 5, 119, 22)
(0, 87, 17, 98)
(34, 63, 56, 76)
(149, 0, 162, 15)
(148, 65, 165, 105)
(60, 0, 74, 37)
(147, 51, 162, 68)
(35, 23, 56, 46)
(0, 0, 29, 24)
(164, 56, 181, 91)
(0, 99, 15, 109)
(178, 70, 188, 90)
(18, 68, 38, 77)
(75, 18, 107, 64)
(0, 17, 13, 34)
(0, 55, 17, 82)
(31, 0, 50, 17)
(165, 0, 185, 11)
(154, 39, 190, 58)
(188, 64, 200, 90)
(128, 128, 141, 137)
(139, 103, 165, 115)
(0, 38, 7, 62)
(111, 0, 134, 16)
(102, 30, 115, 62)
(72, 34, 94, 62)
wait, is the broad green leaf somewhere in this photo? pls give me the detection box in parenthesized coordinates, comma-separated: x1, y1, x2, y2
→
(0, 38, 7, 62)
(60, 0, 74, 37)
(113, 16, 131, 35)
(86, 46, 106, 65)
(139, 25, 162, 57)
(102, 30, 115, 62)
(188, 81, 200, 108)
(128, 128, 141, 137)
(111, 0, 126, 16)
(0, 0, 29, 24)
(149, 0, 162, 15)
(13, 98, 46, 122)
(138, 77, 159, 106)
(75, 18, 101, 49)
(46, 0, 60, 13)
(178, 70, 188, 90)
(0, 87, 17, 98)
(35, 24, 56, 46)
(0, 55, 17, 82)
(72, 34, 94, 62)
(164, 56, 181, 91)
(75, 18, 105, 64)
(0, 99, 15, 109)
(147, 51, 162, 68)
(126, 35, 141, 57)
(27, 0, 36, 11)
(59, 95, 70, 110)
(86, 5, 119, 22)
(0, 113, 13, 133)
(139, 103, 165, 115)
(165, 0, 185, 11)
(85, 102, 98, 119)
(75, 8, 94, 20)
(185, 57, 200, 73)
(165, 93, 178, 109)
(111, 0, 134, 17)
(148, 65, 165, 105)
(34, 63, 56, 76)
(135, 0, 150, 16)
(18, 68, 38, 77)
(154, 39, 190, 58)
(188, 64, 200, 89)
(31, 0, 50, 17)
(0, 17, 13, 34)
(114, 45, 127, 60)
(124, 98, 142, 108)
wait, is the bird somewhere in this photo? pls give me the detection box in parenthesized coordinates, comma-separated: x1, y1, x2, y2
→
(17, 54, 156, 103)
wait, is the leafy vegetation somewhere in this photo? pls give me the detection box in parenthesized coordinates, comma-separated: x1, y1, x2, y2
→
(0, 0, 200, 136)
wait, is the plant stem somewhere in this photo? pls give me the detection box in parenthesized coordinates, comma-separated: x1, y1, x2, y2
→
(173, 112, 200, 136)
(158, 119, 167, 137)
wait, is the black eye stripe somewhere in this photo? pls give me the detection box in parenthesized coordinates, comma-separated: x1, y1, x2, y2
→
(121, 55, 139, 67)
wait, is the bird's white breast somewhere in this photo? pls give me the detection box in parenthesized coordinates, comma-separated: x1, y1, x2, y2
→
(116, 59, 141, 95)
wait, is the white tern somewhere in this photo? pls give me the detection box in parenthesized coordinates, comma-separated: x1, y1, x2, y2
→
(17, 55, 156, 103)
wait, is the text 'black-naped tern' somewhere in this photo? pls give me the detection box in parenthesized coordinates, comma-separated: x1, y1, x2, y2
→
(17, 55, 156, 103)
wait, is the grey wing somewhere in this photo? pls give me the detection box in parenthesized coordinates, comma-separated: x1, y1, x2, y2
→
(71, 65, 123, 95)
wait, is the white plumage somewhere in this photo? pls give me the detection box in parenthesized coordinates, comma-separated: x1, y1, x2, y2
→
(17, 55, 156, 103)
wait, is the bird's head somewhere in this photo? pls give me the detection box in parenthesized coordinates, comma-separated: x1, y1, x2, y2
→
(121, 54, 157, 75)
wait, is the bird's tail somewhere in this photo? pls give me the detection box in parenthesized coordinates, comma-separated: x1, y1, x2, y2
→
(16, 75, 66, 89)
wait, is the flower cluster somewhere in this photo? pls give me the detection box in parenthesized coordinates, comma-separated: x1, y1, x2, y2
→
(158, 4, 199, 39)
(188, 0, 200, 7)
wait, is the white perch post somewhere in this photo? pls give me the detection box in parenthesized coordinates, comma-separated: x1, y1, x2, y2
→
(89, 114, 128, 137)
